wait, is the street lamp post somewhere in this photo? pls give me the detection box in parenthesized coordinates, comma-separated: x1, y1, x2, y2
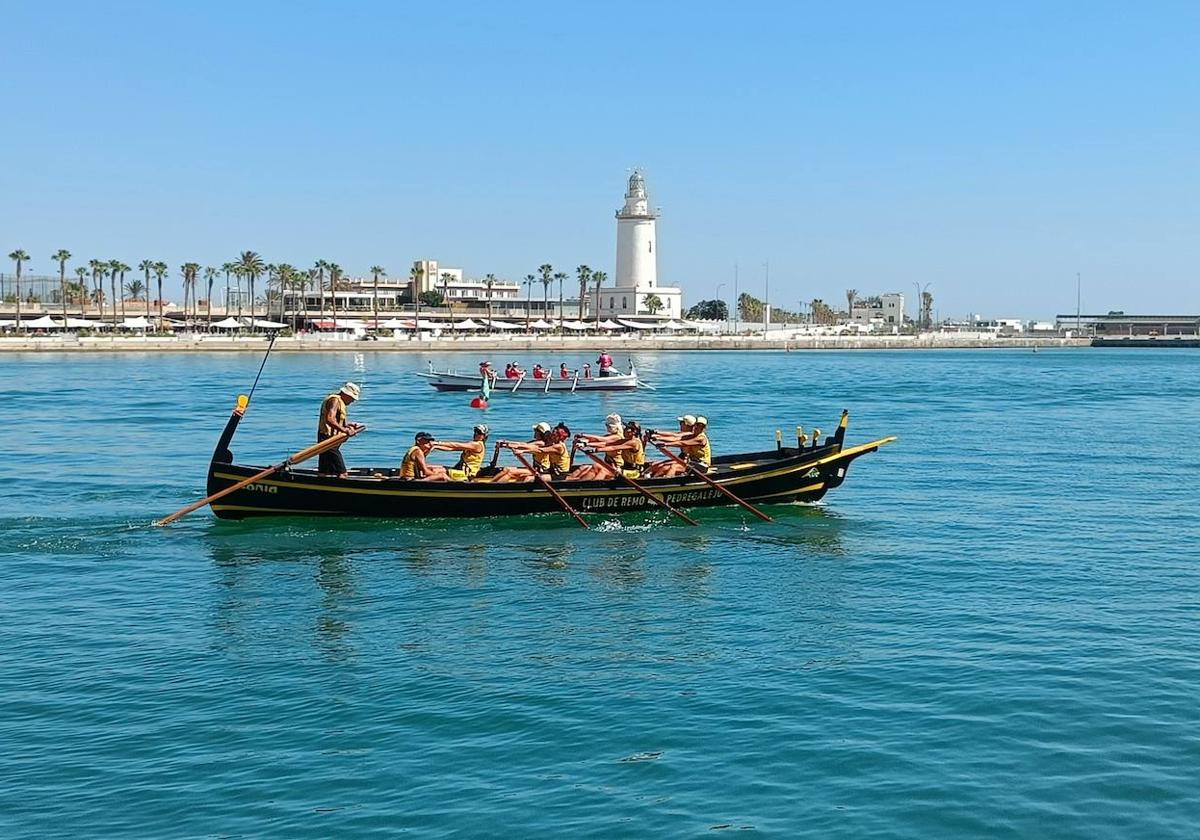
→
(715, 282, 725, 333)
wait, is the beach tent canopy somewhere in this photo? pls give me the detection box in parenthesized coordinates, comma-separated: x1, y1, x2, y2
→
(252, 319, 287, 329)
(64, 316, 100, 328)
(617, 319, 661, 330)
(560, 320, 591, 331)
(121, 316, 152, 330)
(528, 319, 554, 329)
(485, 319, 521, 330)
(0, 320, 15, 328)
(26, 315, 63, 329)
(453, 318, 485, 330)
(379, 318, 409, 329)
(212, 316, 244, 329)
(598, 319, 622, 330)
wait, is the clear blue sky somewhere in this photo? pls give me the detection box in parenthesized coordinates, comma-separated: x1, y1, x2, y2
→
(2, 1, 1197, 319)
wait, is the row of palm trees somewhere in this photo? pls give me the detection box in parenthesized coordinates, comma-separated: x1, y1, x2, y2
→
(7, 249, 620, 334)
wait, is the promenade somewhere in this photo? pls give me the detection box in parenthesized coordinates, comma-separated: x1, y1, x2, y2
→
(0, 332, 1090, 353)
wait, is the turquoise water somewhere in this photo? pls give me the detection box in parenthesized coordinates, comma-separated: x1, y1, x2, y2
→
(2, 348, 1198, 838)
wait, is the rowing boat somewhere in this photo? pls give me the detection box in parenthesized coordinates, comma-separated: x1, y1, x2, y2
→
(417, 364, 642, 392)
(204, 408, 895, 520)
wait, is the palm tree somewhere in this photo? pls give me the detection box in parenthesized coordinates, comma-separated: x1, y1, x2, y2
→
(313, 260, 328, 326)
(483, 273, 497, 324)
(237, 251, 265, 327)
(644, 293, 664, 316)
(439, 271, 454, 327)
(553, 271, 567, 329)
(107, 260, 122, 327)
(368, 265, 386, 327)
(575, 264, 591, 324)
(522, 274, 535, 331)
(328, 263, 343, 329)
(125, 278, 146, 304)
(138, 259, 155, 320)
(73, 266, 88, 320)
(409, 261, 425, 332)
(88, 259, 104, 318)
(204, 267, 219, 329)
(8, 249, 29, 331)
(537, 264, 553, 322)
(52, 249, 72, 323)
(591, 270, 607, 328)
(846, 288, 858, 322)
(921, 290, 934, 329)
(153, 262, 167, 331)
(220, 262, 234, 317)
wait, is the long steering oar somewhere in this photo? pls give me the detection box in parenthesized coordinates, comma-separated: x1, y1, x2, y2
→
(578, 447, 698, 526)
(504, 444, 588, 528)
(155, 431, 355, 526)
(651, 441, 774, 523)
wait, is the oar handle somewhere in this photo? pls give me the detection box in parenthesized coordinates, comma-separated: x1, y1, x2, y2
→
(504, 444, 588, 528)
(650, 440, 773, 523)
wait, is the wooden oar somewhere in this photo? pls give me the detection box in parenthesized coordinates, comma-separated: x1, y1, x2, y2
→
(504, 445, 588, 528)
(577, 447, 698, 526)
(650, 441, 774, 523)
(570, 371, 579, 393)
(511, 373, 525, 393)
(155, 431, 353, 525)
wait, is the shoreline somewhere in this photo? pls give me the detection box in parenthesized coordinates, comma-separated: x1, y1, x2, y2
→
(0, 335, 1092, 353)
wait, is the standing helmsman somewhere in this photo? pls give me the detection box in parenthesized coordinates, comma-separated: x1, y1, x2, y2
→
(317, 381, 364, 477)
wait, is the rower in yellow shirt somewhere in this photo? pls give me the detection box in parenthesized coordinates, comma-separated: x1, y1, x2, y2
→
(430, 423, 490, 480)
(399, 432, 449, 481)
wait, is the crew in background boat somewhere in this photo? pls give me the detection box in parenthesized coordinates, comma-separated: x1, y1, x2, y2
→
(559, 363, 571, 379)
(479, 360, 496, 380)
(317, 382, 363, 477)
(650, 415, 711, 477)
(400, 432, 448, 481)
(532, 364, 547, 380)
(597, 350, 616, 377)
(571, 419, 645, 481)
(494, 422, 572, 483)
(582, 363, 592, 379)
(431, 424, 489, 480)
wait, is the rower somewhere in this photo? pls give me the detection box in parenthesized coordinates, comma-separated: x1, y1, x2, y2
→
(431, 424, 489, 480)
(317, 381, 364, 477)
(651, 415, 711, 478)
(559, 362, 571, 379)
(494, 422, 570, 483)
(399, 432, 448, 481)
(597, 350, 615, 377)
(582, 363, 592, 379)
(479, 360, 496, 380)
(571, 419, 644, 481)
(573, 413, 624, 455)
(532, 364, 546, 380)
(645, 414, 694, 477)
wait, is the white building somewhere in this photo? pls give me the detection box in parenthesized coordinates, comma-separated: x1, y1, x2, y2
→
(850, 292, 906, 327)
(597, 171, 683, 320)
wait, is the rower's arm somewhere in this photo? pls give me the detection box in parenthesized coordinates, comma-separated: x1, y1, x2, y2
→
(325, 404, 352, 435)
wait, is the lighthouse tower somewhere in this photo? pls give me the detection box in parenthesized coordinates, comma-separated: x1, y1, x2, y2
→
(615, 170, 658, 290)
(597, 170, 683, 320)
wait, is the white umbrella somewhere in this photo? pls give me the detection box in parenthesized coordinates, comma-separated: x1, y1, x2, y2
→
(560, 320, 591, 331)
(599, 319, 622, 330)
(26, 315, 62, 329)
(379, 318, 409, 329)
(0, 320, 15, 328)
(252, 318, 287, 329)
(212, 316, 244, 329)
(485, 319, 521, 330)
(121, 316, 152, 330)
(64, 317, 98, 328)
(453, 318, 485, 330)
(528, 319, 554, 329)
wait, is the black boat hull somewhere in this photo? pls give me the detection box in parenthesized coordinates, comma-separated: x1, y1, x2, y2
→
(204, 410, 893, 521)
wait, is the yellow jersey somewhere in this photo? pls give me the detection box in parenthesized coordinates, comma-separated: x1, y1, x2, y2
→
(684, 434, 711, 466)
(318, 393, 346, 439)
(400, 445, 424, 479)
(456, 442, 484, 477)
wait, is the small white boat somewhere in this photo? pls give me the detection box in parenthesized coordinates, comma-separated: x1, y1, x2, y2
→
(418, 363, 644, 393)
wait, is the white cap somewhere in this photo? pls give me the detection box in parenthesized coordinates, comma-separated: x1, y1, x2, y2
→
(340, 382, 361, 400)
(676, 414, 697, 425)
(605, 413, 623, 430)
(532, 421, 552, 434)
(694, 415, 709, 427)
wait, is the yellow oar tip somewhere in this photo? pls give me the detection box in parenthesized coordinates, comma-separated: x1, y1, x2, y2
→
(236, 394, 249, 409)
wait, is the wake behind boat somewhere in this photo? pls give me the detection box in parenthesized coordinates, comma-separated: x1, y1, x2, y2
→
(200, 407, 894, 521)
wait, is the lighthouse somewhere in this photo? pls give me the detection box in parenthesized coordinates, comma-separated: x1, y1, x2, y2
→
(599, 170, 683, 320)
(616, 170, 658, 290)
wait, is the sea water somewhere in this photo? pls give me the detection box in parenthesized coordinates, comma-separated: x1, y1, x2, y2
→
(2, 348, 1198, 838)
